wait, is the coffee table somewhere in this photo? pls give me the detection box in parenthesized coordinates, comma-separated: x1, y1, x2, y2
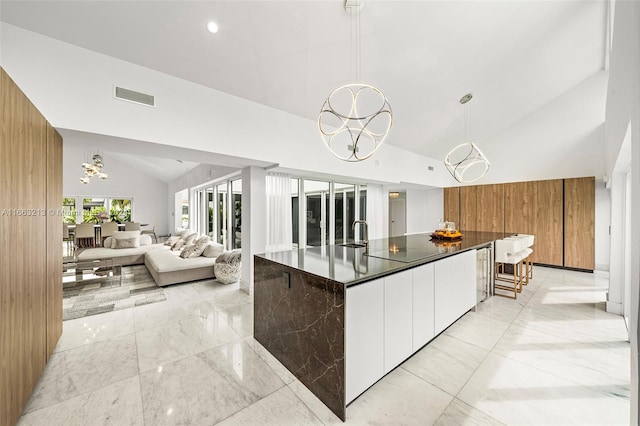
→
(62, 256, 122, 288)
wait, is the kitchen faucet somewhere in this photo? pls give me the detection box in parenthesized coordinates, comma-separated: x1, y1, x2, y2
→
(352, 220, 369, 250)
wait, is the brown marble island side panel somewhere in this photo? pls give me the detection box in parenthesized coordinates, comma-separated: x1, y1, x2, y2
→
(254, 256, 346, 420)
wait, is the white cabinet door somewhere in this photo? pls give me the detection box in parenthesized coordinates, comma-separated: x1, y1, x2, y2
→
(412, 263, 435, 351)
(345, 278, 384, 403)
(453, 249, 477, 314)
(434, 250, 477, 335)
(384, 270, 413, 373)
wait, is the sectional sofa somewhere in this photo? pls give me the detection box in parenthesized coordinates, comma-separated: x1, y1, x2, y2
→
(76, 230, 226, 286)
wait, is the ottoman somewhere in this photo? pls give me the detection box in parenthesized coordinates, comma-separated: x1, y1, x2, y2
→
(214, 249, 242, 284)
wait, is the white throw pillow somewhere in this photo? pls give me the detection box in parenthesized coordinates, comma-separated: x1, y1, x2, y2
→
(164, 235, 180, 246)
(112, 230, 141, 240)
(172, 239, 186, 251)
(139, 234, 152, 246)
(203, 242, 224, 258)
(191, 236, 210, 257)
(183, 232, 197, 246)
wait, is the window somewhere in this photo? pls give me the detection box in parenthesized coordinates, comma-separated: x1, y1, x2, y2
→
(231, 179, 242, 249)
(109, 198, 132, 222)
(82, 198, 107, 223)
(62, 198, 76, 224)
(216, 182, 227, 246)
(291, 178, 299, 247)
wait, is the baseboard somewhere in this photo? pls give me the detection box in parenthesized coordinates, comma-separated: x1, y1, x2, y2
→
(606, 301, 623, 315)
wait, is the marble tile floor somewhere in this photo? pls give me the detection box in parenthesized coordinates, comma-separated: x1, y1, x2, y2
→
(18, 267, 630, 425)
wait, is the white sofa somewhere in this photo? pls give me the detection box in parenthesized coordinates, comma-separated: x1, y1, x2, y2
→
(77, 233, 162, 266)
(145, 248, 216, 287)
(77, 230, 225, 287)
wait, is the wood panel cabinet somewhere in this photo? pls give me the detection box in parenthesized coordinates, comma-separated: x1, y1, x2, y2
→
(564, 177, 595, 270)
(448, 177, 593, 269)
(46, 123, 63, 357)
(459, 186, 477, 231)
(533, 179, 563, 266)
(504, 181, 536, 236)
(1, 68, 62, 425)
(443, 187, 460, 226)
(476, 184, 505, 232)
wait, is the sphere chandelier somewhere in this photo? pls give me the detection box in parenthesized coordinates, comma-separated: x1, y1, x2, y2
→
(318, 0, 392, 162)
(444, 93, 490, 183)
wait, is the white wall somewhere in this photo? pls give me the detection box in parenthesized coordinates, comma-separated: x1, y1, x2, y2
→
(241, 166, 266, 294)
(405, 189, 444, 234)
(473, 71, 607, 185)
(63, 140, 169, 234)
(605, 0, 640, 423)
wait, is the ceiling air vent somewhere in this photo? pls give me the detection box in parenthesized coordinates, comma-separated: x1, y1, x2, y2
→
(114, 86, 155, 107)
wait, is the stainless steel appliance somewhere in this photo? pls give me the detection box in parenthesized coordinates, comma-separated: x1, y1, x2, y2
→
(476, 245, 492, 305)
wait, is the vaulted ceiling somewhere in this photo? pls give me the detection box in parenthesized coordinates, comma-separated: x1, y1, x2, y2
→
(1, 0, 608, 165)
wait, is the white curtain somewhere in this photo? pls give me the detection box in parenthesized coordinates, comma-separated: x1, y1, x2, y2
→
(266, 173, 293, 252)
(366, 184, 385, 240)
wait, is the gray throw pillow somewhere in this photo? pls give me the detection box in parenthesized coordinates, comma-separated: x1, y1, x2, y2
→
(179, 244, 197, 259)
(165, 236, 180, 246)
(114, 237, 140, 249)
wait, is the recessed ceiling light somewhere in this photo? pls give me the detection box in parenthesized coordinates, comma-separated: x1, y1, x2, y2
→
(207, 21, 219, 34)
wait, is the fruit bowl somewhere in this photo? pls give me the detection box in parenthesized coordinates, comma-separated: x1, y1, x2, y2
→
(431, 229, 463, 240)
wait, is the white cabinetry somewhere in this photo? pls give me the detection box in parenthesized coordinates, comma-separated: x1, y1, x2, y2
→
(384, 270, 413, 373)
(346, 250, 477, 403)
(412, 263, 435, 351)
(434, 249, 477, 335)
(345, 277, 384, 403)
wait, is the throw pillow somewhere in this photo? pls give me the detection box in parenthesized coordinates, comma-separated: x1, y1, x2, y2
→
(139, 234, 152, 246)
(103, 237, 113, 248)
(203, 242, 224, 258)
(165, 235, 180, 246)
(114, 237, 140, 249)
(191, 237, 210, 257)
(177, 229, 190, 239)
(172, 239, 186, 251)
(179, 244, 197, 259)
(112, 230, 141, 240)
(183, 232, 197, 246)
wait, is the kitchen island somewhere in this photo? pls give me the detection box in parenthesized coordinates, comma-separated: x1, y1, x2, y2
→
(254, 231, 505, 421)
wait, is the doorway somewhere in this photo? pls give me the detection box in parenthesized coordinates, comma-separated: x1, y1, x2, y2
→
(389, 194, 406, 237)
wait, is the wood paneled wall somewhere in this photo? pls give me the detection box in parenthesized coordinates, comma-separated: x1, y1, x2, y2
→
(534, 179, 563, 266)
(1, 68, 63, 425)
(459, 186, 477, 231)
(443, 187, 459, 226)
(476, 184, 505, 232)
(445, 176, 594, 270)
(564, 177, 595, 270)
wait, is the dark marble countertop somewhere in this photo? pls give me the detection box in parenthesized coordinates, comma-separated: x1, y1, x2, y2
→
(256, 231, 507, 286)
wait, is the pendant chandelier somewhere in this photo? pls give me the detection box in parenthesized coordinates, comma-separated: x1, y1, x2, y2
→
(444, 93, 490, 183)
(318, 0, 392, 162)
(80, 152, 108, 184)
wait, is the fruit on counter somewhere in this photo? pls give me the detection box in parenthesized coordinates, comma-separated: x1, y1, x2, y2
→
(434, 229, 462, 238)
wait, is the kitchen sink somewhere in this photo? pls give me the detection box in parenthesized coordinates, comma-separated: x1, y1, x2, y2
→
(339, 243, 367, 248)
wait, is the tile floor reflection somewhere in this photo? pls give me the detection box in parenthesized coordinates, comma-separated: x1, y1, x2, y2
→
(19, 268, 630, 425)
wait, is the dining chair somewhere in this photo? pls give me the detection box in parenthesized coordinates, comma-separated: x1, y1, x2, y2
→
(124, 222, 141, 231)
(100, 221, 119, 246)
(141, 224, 157, 242)
(74, 223, 96, 248)
(62, 223, 74, 253)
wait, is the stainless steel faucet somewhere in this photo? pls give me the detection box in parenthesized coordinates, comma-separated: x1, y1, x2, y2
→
(352, 220, 369, 250)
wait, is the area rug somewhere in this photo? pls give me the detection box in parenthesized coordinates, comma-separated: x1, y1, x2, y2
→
(63, 265, 167, 320)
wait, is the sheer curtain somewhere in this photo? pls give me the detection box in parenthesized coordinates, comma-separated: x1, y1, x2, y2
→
(266, 173, 293, 252)
(366, 184, 385, 240)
